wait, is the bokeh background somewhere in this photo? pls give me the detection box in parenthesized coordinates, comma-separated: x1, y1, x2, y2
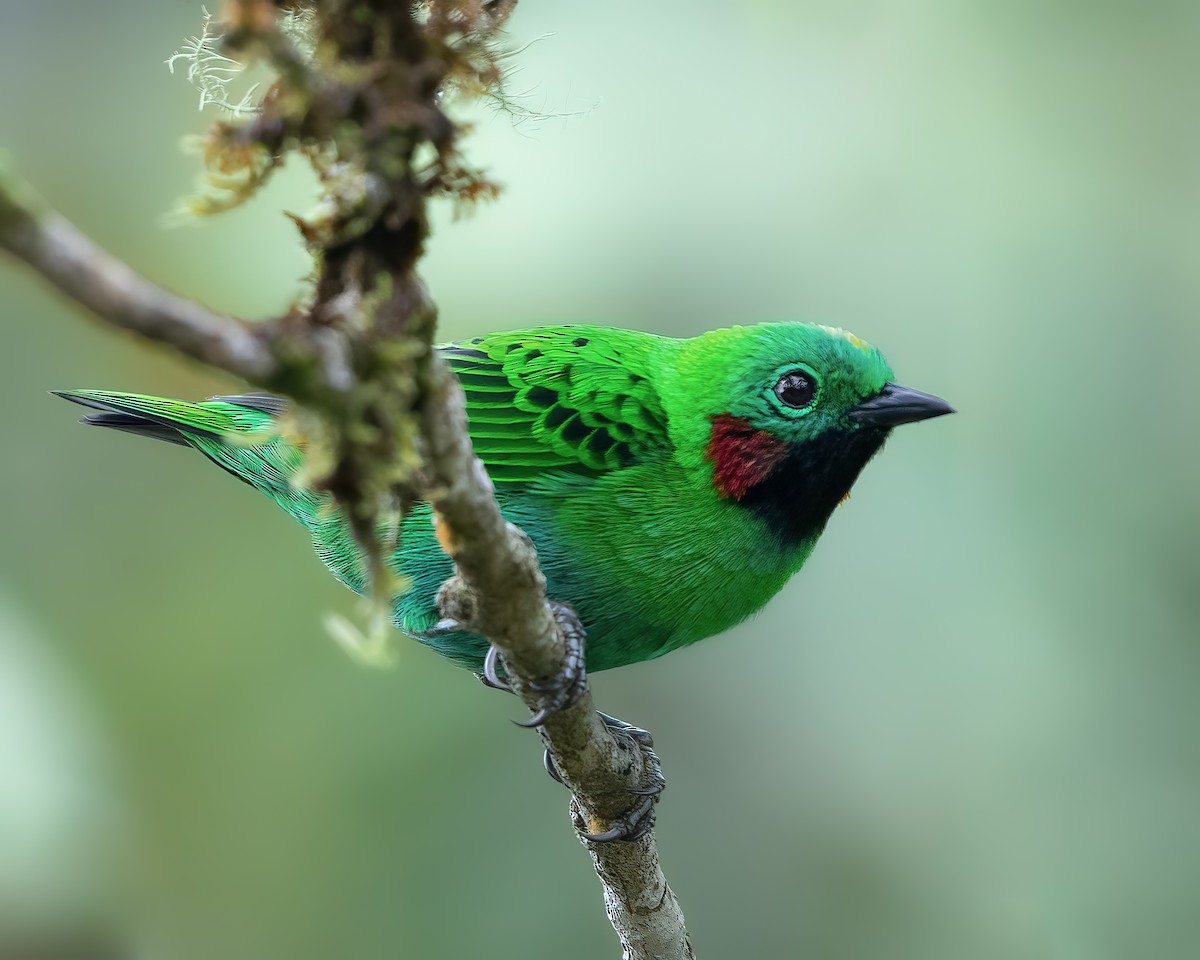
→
(1, 2, 1197, 958)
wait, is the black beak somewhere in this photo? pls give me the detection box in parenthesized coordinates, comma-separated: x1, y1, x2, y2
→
(848, 382, 955, 427)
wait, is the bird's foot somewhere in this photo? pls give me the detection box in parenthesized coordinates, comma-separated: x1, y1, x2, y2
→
(545, 712, 666, 843)
(469, 601, 587, 727)
(511, 601, 587, 727)
(454, 601, 662, 841)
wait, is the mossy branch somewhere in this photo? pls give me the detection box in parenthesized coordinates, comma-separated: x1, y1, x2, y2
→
(0, 3, 692, 957)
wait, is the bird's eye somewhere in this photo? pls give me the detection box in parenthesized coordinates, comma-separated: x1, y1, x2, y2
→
(774, 371, 816, 409)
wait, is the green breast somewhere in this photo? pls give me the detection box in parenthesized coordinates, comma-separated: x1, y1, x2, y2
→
(519, 460, 815, 671)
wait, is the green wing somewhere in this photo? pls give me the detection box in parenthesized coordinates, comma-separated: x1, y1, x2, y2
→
(441, 325, 672, 482)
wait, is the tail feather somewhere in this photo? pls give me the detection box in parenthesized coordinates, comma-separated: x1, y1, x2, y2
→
(77, 411, 192, 446)
(52, 390, 282, 442)
(52, 389, 316, 520)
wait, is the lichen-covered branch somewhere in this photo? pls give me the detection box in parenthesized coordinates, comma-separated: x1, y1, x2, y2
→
(0, 3, 693, 957)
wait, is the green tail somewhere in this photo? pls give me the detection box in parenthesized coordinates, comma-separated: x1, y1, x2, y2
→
(55, 389, 421, 630)
(53, 390, 316, 520)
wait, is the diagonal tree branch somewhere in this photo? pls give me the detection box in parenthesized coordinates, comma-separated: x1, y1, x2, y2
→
(1, 3, 693, 957)
(0, 155, 275, 382)
(419, 358, 693, 958)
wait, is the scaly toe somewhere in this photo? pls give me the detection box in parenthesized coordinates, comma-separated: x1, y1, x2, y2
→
(511, 600, 587, 728)
(581, 795, 658, 843)
(575, 713, 667, 842)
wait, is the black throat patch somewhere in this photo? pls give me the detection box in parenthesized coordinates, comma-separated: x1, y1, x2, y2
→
(738, 427, 890, 550)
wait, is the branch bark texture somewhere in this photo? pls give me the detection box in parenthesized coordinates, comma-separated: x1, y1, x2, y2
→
(1, 3, 693, 957)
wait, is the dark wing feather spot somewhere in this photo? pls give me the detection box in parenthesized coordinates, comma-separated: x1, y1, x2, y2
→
(561, 415, 590, 444)
(586, 430, 615, 454)
(525, 386, 558, 408)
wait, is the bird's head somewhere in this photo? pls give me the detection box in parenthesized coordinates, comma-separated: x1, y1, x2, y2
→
(670, 322, 952, 544)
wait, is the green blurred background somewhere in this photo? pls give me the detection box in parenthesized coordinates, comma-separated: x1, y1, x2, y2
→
(1, 2, 1197, 958)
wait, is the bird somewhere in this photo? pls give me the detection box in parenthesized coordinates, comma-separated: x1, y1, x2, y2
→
(55, 322, 952, 675)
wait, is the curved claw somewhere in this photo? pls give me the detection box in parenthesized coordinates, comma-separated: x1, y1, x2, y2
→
(543, 749, 566, 786)
(513, 705, 552, 729)
(482, 644, 510, 691)
(426, 618, 462, 637)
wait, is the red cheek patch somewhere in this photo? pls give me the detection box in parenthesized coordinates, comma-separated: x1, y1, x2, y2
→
(706, 414, 789, 500)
